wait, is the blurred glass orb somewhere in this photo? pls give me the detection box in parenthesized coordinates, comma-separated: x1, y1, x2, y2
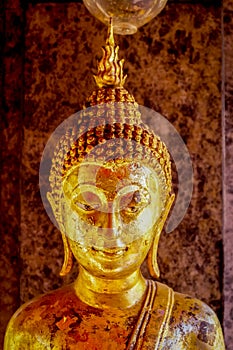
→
(83, 0, 168, 35)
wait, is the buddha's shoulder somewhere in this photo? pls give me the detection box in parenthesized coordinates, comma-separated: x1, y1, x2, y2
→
(173, 289, 218, 322)
(8, 283, 82, 321)
(156, 281, 218, 321)
(4, 284, 92, 349)
(155, 281, 225, 349)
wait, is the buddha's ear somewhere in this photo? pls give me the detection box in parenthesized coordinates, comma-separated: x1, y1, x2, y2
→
(47, 192, 73, 276)
(148, 193, 175, 279)
(59, 232, 73, 276)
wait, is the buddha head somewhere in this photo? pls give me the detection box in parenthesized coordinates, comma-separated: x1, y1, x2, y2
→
(47, 23, 174, 281)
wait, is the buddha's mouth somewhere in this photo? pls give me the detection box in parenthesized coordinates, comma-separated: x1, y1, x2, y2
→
(91, 246, 128, 258)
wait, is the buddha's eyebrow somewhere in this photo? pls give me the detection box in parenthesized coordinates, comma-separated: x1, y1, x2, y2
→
(76, 181, 97, 186)
(115, 184, 149, 198)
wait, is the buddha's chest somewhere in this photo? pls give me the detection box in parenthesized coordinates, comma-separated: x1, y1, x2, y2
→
(16, 299, 205, 350)
(47, 311, 135, 350)
(23, 302, 138, 350)
(31, 313, 198, 350)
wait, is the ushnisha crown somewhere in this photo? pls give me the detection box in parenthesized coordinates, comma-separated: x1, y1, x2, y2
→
(49, 21, 172, 218)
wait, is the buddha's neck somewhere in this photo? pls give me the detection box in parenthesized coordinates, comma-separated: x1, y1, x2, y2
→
(74, 266, 147, 309)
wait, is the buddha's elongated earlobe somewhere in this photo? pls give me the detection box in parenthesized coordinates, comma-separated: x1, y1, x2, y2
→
(148, 194, 175, 279)
(47, 192, 73, 276)
(60, 232, 73, 276)
(148, 233, 160, 279)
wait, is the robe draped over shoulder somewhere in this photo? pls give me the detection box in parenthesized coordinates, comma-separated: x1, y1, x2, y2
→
(127, 280, 225, 350)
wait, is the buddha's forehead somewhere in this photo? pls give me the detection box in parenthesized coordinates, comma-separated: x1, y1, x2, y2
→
(63, 160, 158, 193)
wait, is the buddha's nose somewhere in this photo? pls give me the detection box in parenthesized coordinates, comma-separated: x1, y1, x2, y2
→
(101, 211, 120, 240)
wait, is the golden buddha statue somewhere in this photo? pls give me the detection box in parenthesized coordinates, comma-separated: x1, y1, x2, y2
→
(4, 23, 225, 349)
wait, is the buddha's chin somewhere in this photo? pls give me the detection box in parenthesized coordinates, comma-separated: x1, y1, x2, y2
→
(80, 249, 144, 279)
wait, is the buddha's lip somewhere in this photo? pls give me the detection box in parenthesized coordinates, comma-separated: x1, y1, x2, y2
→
(92, 246, 127, 258)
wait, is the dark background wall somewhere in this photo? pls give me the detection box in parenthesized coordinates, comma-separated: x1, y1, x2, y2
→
(1, 0, 233, 349)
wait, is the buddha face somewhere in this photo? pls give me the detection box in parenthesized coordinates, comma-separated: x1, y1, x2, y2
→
(61, 160, 164, 278)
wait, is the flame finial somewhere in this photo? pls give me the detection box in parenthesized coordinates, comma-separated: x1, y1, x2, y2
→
(94, 18, 127, 88)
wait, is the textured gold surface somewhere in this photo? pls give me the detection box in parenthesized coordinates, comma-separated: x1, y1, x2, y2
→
(17, 1, 223, 316)
(48, 24, 172, 236)
(2, 0, 233, 348)
(4, 20, 225, 349)
(4, 281, 225, 349)
(93, 20, 127, 88)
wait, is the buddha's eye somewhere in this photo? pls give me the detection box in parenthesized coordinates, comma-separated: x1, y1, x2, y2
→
(72, 191, 101, 213)
(75, 202, 96, 212)
(120, 190, 150, 215)
(126, 205, 140, 213)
